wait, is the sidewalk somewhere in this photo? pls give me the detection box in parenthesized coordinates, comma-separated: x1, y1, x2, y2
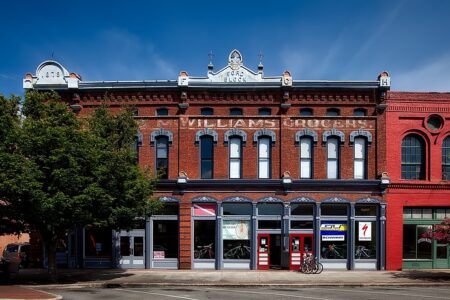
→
(0, 286, 61, 300)
(1, 268, 449, 299)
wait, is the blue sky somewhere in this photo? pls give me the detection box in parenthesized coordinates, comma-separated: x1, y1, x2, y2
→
(1, 0, 450, 96)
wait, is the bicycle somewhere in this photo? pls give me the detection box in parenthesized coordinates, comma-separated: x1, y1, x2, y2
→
(355, 245, 371, 259)
(300, 252, 323, 274)
(194, 243, 214, 259)
(223, 244, 251, 259)
(322, 244, 344, 259)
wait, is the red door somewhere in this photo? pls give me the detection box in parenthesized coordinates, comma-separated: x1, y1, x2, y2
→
(289, 234, 314, 270)
(257, 234, 270, 270)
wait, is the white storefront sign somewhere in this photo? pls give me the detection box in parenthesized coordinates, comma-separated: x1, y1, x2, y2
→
(358, 222, 372, 241)
(222, 220, 250, 240)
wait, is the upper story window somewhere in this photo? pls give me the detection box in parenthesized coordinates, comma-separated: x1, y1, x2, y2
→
(230, 108, 243, 116)
(132, 107, 139, 116)
(300, 137, 313, 179)
(353, 108, 367, 116)
(327, 137, 340, 179)
(201, 107, 214, 116)
(229, 137, 242, 179)
(401, 134, 425, 180)
(156, 136, 169, 179)
(133, 133, 143, 164)
(258, 137, 271, 178)
(200, 136, 214, 179)
(300, 108, 313, 116)
(326, 108, 340, 117)
(354, 137, 367, 179)
(156, 108, 169, 116)
(258, 108, 272, 116)
(442, 136, 450, 180)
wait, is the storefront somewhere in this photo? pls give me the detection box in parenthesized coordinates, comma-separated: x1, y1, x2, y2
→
(403, 207, 450, 269)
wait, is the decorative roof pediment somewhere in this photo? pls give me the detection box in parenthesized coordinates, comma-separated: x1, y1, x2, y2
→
(150, 128, 173, 145)
(224, 129, 247, 144)
(295, 129, 318, 143)
(181, 49, 287, 86)
(257, 196, 283, 203)
(191, 196, 218, 203)
(195, 128, 218, 143)
(23, 60, 81, 89)
(350, 129, 373, 144)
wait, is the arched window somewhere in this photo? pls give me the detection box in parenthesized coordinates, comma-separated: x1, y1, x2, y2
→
(326, 108, 340, 116)
(353, 108, 367, 116)
(300, 108, 313, 116)
(201, 107, 214, 116)
(401, 134, 425, 180)
(156, 136, 168, 179)
(354, 137, 367, 179)
(230, 108, 243, 116)
(327, 137, 340, 179)
(200, 136, 214, 179)
(442, 136, 450, 180)
(258, 108, 272, 116)
(300, 137, 313, 179)
(156, 108, 169, 116)
(258, 137, 271, 178)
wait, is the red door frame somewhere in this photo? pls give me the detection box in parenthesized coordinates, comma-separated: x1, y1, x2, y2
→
(289, 233, 314, 270)
(257, 234, 270, 270)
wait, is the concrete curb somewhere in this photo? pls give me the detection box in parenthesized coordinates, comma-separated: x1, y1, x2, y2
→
(31, 281, 450, 290)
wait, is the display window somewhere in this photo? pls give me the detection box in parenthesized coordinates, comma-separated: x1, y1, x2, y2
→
(153, 220, 179, 259)
(257, 203, 283, 215)
(222, 220, 251, 259)
(320, 221, 347, 259)
(403, 224, 432, 259)
(291, 203, 314, 216)
(194, 220, 215, 259)
(355, 221, 376, 259)
(84, 228, 112, 257)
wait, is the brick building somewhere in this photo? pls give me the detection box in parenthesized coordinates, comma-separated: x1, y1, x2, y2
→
(24, 50, 391, 270)
(385, 92, 450, 270)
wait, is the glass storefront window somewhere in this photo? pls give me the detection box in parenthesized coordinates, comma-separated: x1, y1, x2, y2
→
(222, 220, 251, 259)
(320, 221, 347, 259)
(403, 224, 416, 259)
(222, 203, 252, 215)
(85, 228, 112, 257)
(291, 203, 314, 215)
(403, 224, 432, 260)
(258, 220, 281, 229)
(355, 221, 376, 259)
(355, 205, 377, 216)
(194, 220, 215, 259)
(156, 203, 179, 215)
(321, 204, 347, 216)
(257, 203, 283, 215)
(290, 220, 313, 229)
(153, 220, 178, 258)
(417, 225, 432, 259)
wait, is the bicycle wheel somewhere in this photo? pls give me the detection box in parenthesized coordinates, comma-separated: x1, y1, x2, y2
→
(314, 262, 323, 274)
(300, 263, 310, 274)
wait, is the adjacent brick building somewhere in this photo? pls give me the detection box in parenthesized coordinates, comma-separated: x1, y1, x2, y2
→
(385, 92, 450, 270)
(24, 49, 428, 271)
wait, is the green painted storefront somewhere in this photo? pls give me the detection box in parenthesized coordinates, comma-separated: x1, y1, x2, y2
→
(403, 208, 450, 269)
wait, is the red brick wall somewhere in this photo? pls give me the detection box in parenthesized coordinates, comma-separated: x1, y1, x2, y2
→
(385, 91, 450, 270)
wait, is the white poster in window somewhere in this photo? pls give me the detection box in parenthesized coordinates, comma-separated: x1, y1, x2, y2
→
(222, 220, 250, 240)
(358, 222, 372, 241)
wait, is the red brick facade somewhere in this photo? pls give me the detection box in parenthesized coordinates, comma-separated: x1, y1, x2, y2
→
(24, 52, 393, 270)
(385, 91, 450, 270)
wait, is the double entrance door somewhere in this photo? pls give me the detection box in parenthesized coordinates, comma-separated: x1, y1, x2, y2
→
(289, 234, 314, 270)
(118, 229, 145, 268)
(257, 234, 283, 270)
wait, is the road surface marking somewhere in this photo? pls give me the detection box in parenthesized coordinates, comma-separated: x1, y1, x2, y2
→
(116, 288, 200, 300)
(313, 287, 449, 299)
(205, 287, 331, 300)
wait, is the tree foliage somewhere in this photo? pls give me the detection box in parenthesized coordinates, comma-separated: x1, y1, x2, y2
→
(0, 91, 159, 279)
(423, 218, 450, 244)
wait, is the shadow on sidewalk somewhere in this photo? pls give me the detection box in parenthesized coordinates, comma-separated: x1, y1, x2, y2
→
(392, 270, 450, 282)
(0, 268, 132, 285)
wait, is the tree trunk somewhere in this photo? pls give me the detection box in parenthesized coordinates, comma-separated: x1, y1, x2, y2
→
(46, 239, 58, 282)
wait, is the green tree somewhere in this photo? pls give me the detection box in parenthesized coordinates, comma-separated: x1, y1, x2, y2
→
(0, 91, 159, 281)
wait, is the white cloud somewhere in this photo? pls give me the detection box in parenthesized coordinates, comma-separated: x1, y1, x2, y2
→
(68, 29, 177, 80)
(393, 54, 450, 92)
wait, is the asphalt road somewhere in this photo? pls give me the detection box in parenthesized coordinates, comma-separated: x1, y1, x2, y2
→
(44, 286, 450, 300)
